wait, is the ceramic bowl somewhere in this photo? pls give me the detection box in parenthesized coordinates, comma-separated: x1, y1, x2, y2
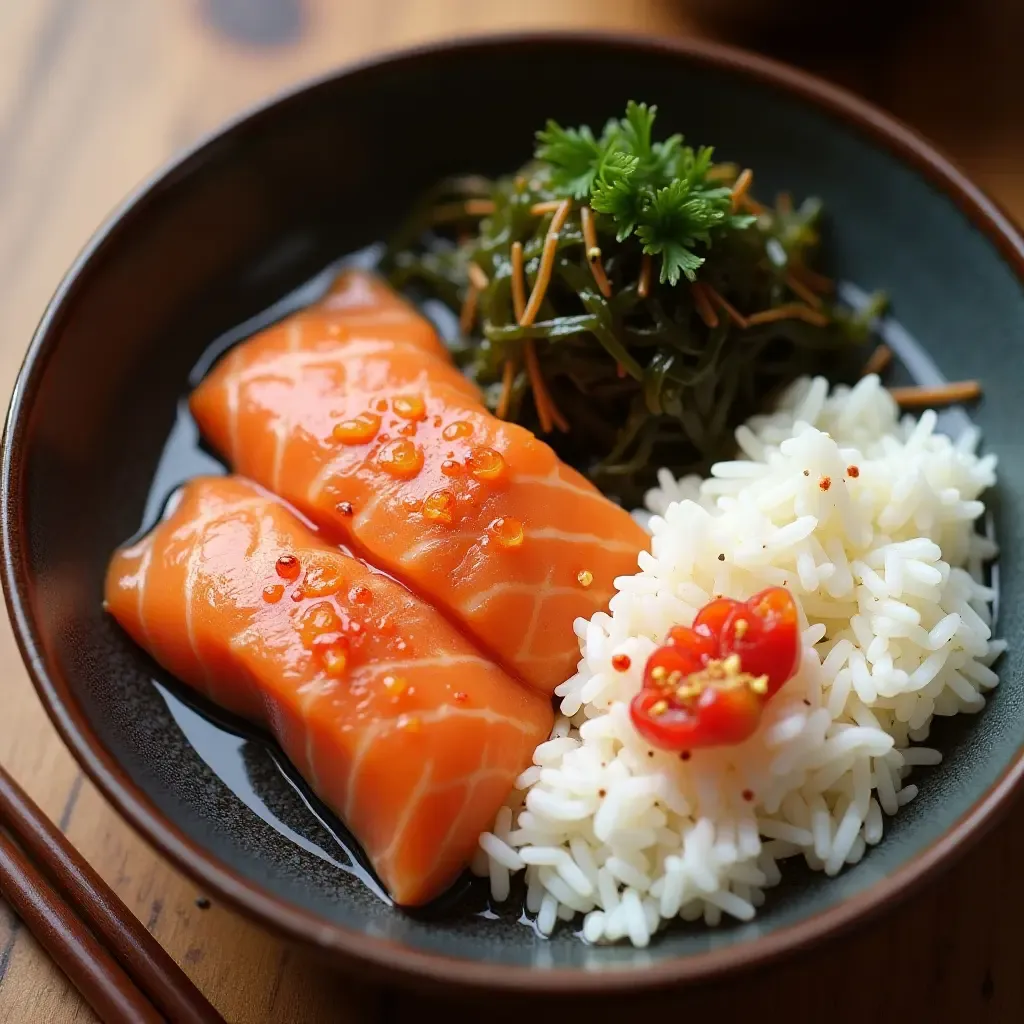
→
(4, 32, 1023, 992)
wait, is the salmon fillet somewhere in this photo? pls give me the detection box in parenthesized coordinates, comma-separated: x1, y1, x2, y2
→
(190, 269, 647, 694)
(105, 476, 552, 905)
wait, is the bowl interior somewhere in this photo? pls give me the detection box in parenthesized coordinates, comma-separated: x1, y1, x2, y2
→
(6, 35, 1024, 983)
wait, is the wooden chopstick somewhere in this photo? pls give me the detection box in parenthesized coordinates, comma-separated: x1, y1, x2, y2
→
(0, 829, 162, 1023)
(0, 766, 224, 1023)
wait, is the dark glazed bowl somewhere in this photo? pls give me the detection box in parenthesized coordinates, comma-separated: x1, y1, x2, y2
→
(4, 32, 1024, 993)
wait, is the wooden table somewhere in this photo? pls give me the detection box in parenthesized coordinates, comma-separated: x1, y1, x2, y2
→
(2, 2, 1022, 1020)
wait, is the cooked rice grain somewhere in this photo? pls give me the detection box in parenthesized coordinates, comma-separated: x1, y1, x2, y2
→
(477, 375, 1000, 944)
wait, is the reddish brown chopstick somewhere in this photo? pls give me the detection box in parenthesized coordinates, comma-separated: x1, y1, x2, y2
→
(0, 766, 224, 1023)
(0, 829, 162, 1023)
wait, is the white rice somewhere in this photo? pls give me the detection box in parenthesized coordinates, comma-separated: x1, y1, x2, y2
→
(475, 374, 1001, 946)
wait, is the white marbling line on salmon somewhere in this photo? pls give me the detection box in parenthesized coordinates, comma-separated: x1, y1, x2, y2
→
(374, 758, 435, 869)
(230, 338, 420, 390)
(513, 568, 556, 664)
(514, 466, 616, 509)
(349, 653, 491, 681)
(463, 575, 578, 619)
(270, 320, 303, 495)
(343, 720, 384, 823)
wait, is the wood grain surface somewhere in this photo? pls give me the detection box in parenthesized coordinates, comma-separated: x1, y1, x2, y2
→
(1, 1, 1022, 1021)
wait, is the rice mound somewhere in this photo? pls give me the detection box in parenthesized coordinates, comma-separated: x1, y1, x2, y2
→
(474, 374, 1001, 947)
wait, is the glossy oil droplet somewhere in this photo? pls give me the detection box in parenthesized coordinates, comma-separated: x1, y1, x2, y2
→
(423, 489, 455, 524)
(332, 411, 380, 445)
(392, 394, 426, 421)
(488, 516, 524, 548)
(442, 420, 473, 441)
(262, 583, 284, 604)
(577, 569, 594, 587)
(377, 439, 423, 479)
(349, 584, 373, 605)
(441, 459, 462, 477)
(467, 446, 507, 482)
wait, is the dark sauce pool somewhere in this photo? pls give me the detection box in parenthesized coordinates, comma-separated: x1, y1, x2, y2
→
(120, 256, 992, 934)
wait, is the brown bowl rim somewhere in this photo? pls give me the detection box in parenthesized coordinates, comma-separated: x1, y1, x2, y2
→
(4, 29, 1024, 994)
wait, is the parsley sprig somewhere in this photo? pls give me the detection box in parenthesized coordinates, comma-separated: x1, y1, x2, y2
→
(385, 103, 878, 506)
(535, 102, 754, 285)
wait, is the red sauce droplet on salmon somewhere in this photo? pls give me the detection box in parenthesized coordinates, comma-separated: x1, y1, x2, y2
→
(453, 691, 468, 703)
(441, 459, 462, 477)
(332, 411, 380, 445)
(611, 653, 631, 672)
(488, 516, 524, 548)
(442, 421, 473, 441)
(397, 422, 418, 437)
(375, 399, 388, 412)
(336, 501, 354, 517)
(467, 446, 507, 482)
(275, 554, 301, 581)
(262, 583, 284, 604)
(349, 584, 373, 605)
(377, 438, 423, 479)
(393, 394, 426, 421)
(423, 489, 455, 524)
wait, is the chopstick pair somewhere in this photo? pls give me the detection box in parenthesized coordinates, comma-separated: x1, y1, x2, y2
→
(0, 765, 224, 1023)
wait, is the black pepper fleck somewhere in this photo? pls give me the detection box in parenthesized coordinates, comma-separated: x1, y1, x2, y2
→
(195, 897, 211, 910)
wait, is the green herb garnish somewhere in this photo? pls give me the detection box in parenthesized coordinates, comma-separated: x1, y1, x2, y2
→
(383, 103, 882, 507)
(537, 103, 754, 284)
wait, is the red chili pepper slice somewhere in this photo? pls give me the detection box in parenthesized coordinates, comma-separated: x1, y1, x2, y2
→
(664, 625, 717, 664)
(719, 587, 801, 698)
(630, 681, 764, 750)
(691, 597, 741, 641)
(629, 586, 800, 752)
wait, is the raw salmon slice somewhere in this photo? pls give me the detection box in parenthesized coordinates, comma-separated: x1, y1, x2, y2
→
(191, 270, 647, 694)
(105, 476, 552, 906)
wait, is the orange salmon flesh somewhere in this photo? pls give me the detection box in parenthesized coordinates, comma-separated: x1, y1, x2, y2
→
(105, 476, 552, 906)
(190, 270, 647, 694)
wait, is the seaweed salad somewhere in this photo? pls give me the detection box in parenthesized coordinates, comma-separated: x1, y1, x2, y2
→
(384, 102, 882, 506)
